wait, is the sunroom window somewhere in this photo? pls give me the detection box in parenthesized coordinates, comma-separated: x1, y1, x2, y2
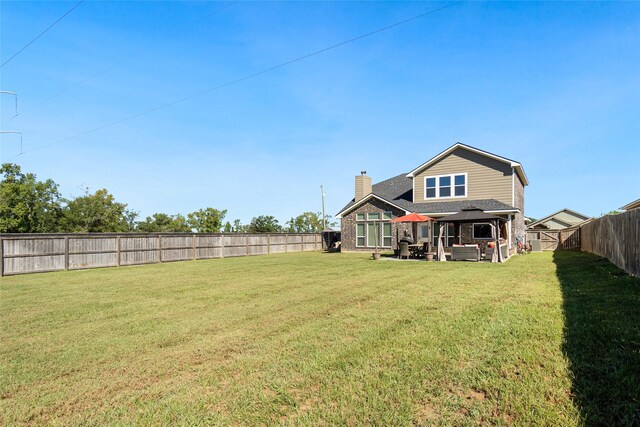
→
(355, 211, 393, 248)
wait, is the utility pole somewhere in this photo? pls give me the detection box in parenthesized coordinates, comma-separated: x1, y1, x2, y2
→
(321, 185, 326, 231)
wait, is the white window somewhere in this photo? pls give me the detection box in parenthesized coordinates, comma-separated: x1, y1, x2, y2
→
(418, 223, 430, 241)
(473, 223, 493, 240)
(355, 212, 393, 248)
(382, 222, 392, 247)
(356, 223, 366, 247)
(367, 223, 378, 246)
(424, 173, 467, 199)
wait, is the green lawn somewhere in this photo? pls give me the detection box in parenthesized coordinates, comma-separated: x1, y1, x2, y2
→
(1, 251, 638, 426)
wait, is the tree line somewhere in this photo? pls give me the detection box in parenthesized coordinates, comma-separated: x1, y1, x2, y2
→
(0, 163, 336, 234)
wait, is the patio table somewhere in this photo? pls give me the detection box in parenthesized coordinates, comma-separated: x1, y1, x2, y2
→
(408, 244, 424, 258)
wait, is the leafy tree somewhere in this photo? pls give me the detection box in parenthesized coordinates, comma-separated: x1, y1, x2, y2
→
(0, 163, 63, 233)
(223, 219, 247, 233)
(247, 215, 282, 233)
(187, 208, 227, 233)
(136, 213, 191, 232)
(60, 188, 138, 232)
(286, 211, 336, 233)
(232, 219, 247, 233)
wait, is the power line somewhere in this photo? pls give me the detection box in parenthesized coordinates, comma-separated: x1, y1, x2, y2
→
(2, 1, 237, 125)
(16, 1, 462, 158)
(1, 1, 85, 69)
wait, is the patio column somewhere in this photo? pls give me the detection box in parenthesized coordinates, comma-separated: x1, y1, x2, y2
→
(437, 223, 447, 262)
(507, 214, 512, 257)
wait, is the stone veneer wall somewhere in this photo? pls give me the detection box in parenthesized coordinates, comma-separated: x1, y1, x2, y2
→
(340, 198, 406, 252)
(513, 176, 526, 243)
(341, 184, 526, 252)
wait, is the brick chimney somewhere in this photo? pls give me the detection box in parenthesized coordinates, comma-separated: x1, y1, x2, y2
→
(355, 171, 372, 202)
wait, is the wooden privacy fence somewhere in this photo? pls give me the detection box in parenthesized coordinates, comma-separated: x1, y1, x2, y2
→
(0, 233, 322, 276)
(526, 227, 581, 251)
(580, 209, 639, 277)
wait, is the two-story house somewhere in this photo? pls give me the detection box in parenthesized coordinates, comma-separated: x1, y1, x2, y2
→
(336, 143, 528, 252)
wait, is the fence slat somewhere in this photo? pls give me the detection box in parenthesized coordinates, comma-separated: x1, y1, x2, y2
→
(580, 210, 639, 277)
(0, 233, 323, 276)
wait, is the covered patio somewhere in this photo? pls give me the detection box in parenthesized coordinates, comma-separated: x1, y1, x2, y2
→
(435, 207, 509, 262)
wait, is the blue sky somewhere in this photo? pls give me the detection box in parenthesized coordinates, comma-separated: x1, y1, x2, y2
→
(1, 1, 638, 225)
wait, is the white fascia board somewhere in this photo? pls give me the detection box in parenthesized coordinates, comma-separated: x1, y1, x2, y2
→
(335, 194, 409, 219)
(406, 142, 529, 186)
(417, 208, 521, 217)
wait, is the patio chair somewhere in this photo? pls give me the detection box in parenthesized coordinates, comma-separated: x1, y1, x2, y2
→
(399, 242, 410, 259)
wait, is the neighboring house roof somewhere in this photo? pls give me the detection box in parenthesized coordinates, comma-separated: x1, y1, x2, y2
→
(336, 173, 519, 218)
(527, 208, 590, 229)
(620, 198, 640, 211)
(405, 142, 529, 186)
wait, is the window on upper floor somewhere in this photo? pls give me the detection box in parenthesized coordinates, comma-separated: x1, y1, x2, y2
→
(424, 173, 467, 199)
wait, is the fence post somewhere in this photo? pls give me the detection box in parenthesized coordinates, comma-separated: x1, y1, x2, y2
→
(246, 234, 249, 256)
(267, 234, 270, 255)
(192, 234, 196, 260)
(64, 236, 69, 270)
(0, 237, 4, 277)
(220, 233, 225, 258)
(285, 234, 288, 253)
(158, 235, 163, 263)
(116, 236, 121, 267)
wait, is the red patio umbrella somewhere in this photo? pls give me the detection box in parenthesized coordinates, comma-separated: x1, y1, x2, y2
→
(391, 213, 435, 254)
(390, 213, 434, 223)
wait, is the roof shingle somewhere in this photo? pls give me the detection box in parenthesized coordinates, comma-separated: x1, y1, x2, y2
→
(337, 174, 518, 217)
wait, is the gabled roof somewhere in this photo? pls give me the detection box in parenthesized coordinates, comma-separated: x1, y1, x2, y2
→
(620, 198, 640, 211)
(405, 142, 529, 186)
(527, 208, 590, 229)
(336, 172, 519, 218)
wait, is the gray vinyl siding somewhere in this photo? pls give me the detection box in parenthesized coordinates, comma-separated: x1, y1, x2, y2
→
(414, 148, 513, 205)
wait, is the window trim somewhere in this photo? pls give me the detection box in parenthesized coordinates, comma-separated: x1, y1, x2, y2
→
(367, 222, 378, 247)
(472, 222, 494, 240)
(424, 172, 468, 200)
(354, 216, 393, 248)
(382, 222, 392, 247)
(418, 223, 430, 240)
(355, 223, 366, 247)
